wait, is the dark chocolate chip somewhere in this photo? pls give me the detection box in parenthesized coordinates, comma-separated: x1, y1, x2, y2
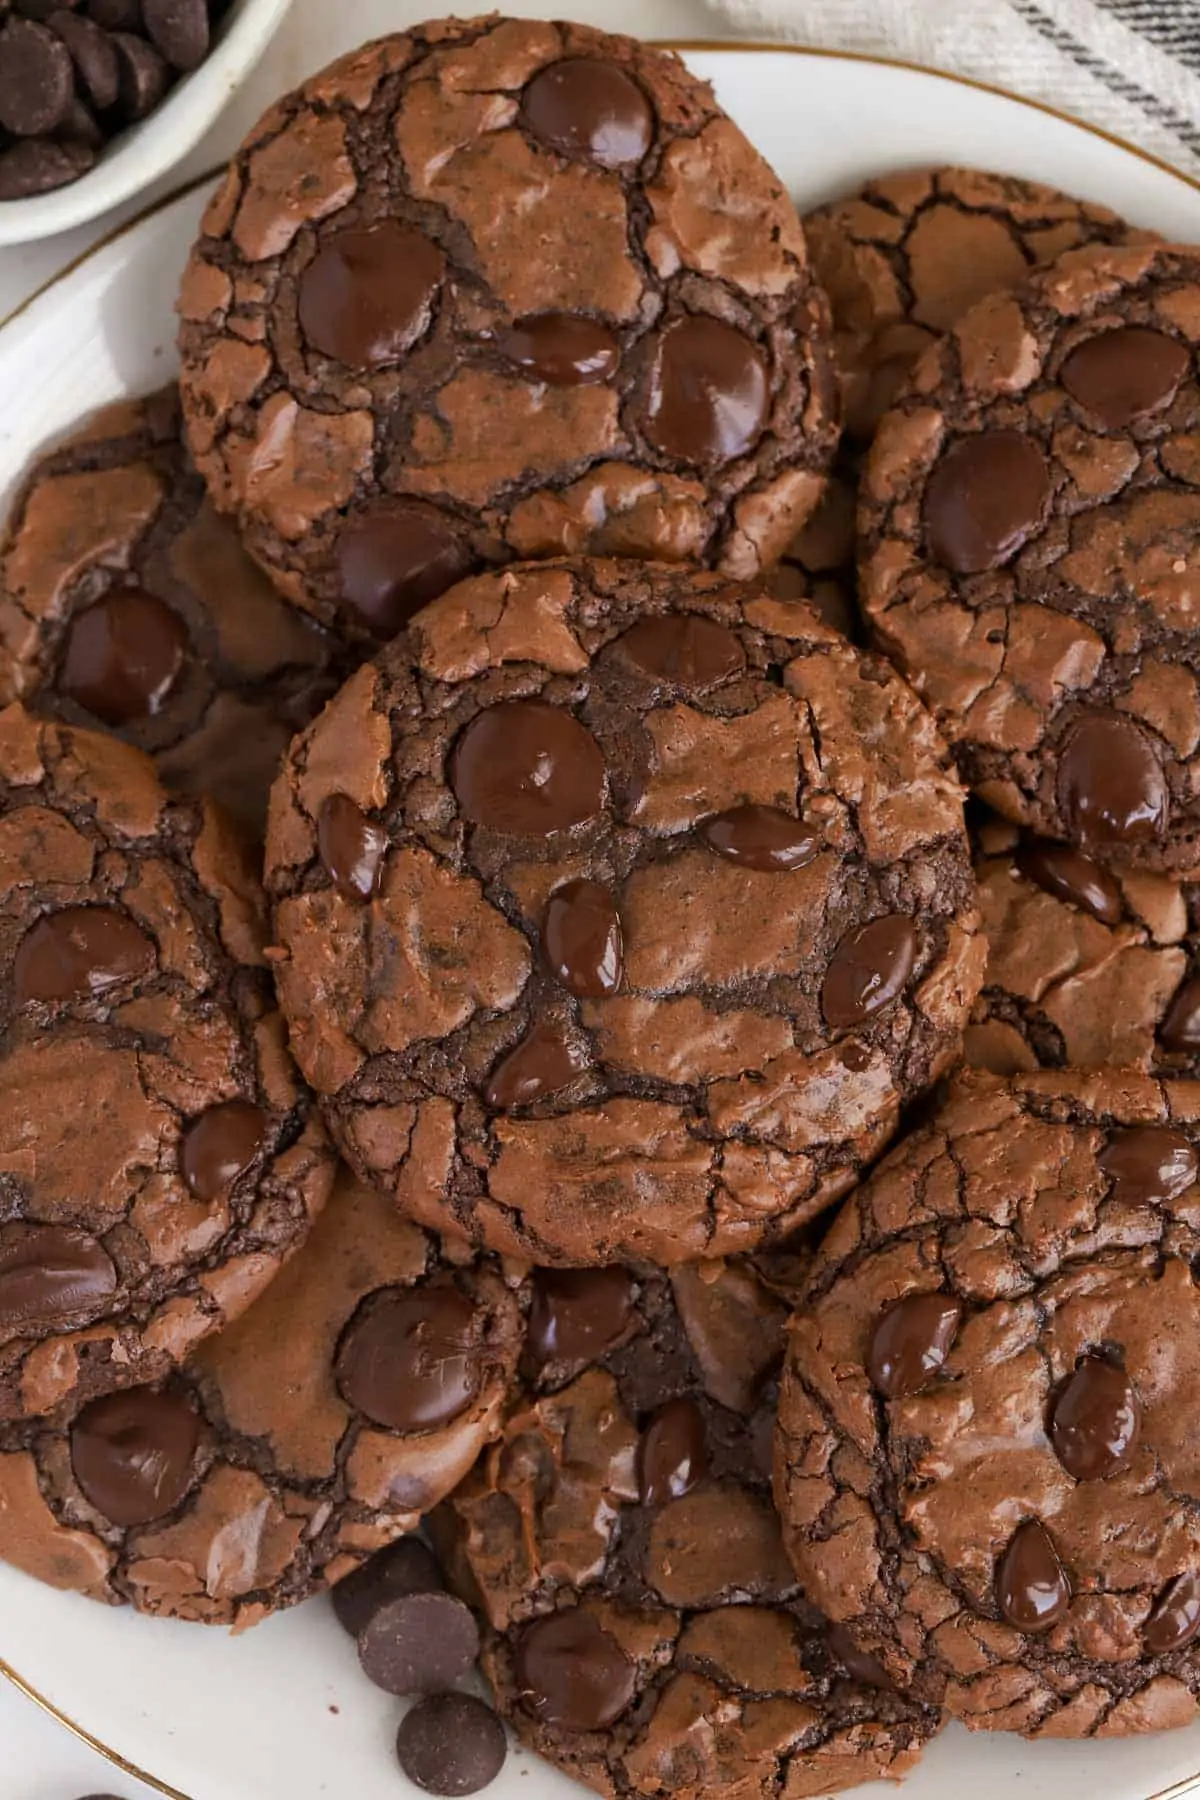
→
(1099, 1127, 1198, 1204)
(332, 1538, 444, 1639)
(70, 1388, 199, 1526)
(336, 501, 472, 638)
(111, 29, 168, 120)
(336, 1288, 481, 1431)
(180, 1101, 267, 1202)
(0, 1225, 116, 1339)
(59, 587, 187, 725)
(827, 1623, 894, 1691)
(527, 1268, 636, 1365)
(140, 0, 207, 71)
(1160, 977, 1200, 1054)
(86, 0, 140, 26)
(1145, 1572, 1200, 1655)
(520, 57, 653, 168)
(618, 613, 745, 690)
(515, 1609, 635, 1731)
(358, 1590, 480, 1697)
(542, 879, 623, 998)
(0, 18, 73, 135)
(1059, 713, 1168, 852)
(701, 804, 819, 873)
(317, 793, 387, 903)
(642, 315, 769, 466)
(397, 1692, 507, 1797)
(499, 313, 619, 385)
(452, 701, 606, 835)
(59, 91, 101, 145)
(638, 1395, 708, 1506)
(298, 223, 444, 370)
(1061, 326, 1189, 430)
(0, 134, 93, 195)
(822, 915, 917, 1031)
(46, 7, 118, 106)
(1050, 1355, 1140, 1482)
(484, 1021, 588, 1109)
(867, 1292, 962, 1399)
(14, 905, 154, 1004)
(996, 1520, 1071, 1633)
(1015, 838, 1123, 925)
(924, 430, 1051, 573)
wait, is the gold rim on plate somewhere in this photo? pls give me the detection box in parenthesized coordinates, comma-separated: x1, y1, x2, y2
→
(0, 36, 1198, 1800)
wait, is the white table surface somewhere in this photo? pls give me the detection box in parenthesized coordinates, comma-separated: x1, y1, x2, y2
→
(0, 6, 731, 1789)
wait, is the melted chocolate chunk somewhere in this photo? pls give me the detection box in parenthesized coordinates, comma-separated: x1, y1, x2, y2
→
(618, 613, 745, 690)
(515, 1608, 635, 1731)
(527, 1268, 636, 1365)
(484, 1021, 588, 1109)
(520, 57, 653, 168)
(1058, 714, 1169, 852)
(317, 794, 387, 903)
(70, 1388, 199, 1526)
(299, 223, 445, 370)
(1061, 327, 1189, 430)
(923, 431, 1051, 573)
(542, 880, 623, 998)
(822, 915, 917, 1031)
(13, 906, 154, 1005)
(337, 1288, 481, 1431)
(1016, 839, 1123, 926)
(337, 502, 472, 639)
(638, 1395, 708, 1505)
(499, 314, 620, 385)
(1050, 1355, 1141, 1481)
(1099, 1128, 1198, 1204)
(867, 1293, 962, 1399)
(59, 588, 188, 726)
(701, 804, 819, 872)
(1145, 1573, 1200, 1655)
(642, 316, 770, 465)
(452, 701, 606, 835)
(180, 1101, 267, 1202)
(0, 1226, 116, 1340)
(996, 1520, 1071, 1633)
(1160, 978, 1200, 1054)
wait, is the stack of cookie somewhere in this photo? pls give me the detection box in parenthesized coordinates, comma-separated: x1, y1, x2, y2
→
(2, 15, 1199, 1796)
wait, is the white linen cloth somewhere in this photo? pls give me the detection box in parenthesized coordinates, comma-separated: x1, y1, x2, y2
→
(704, 0, 1200, 180)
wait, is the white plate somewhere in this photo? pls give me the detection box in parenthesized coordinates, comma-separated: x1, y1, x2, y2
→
(2, 29, 1200, 1800)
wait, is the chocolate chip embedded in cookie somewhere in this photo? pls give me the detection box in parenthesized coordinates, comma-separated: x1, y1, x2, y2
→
(806, 166, 1146, 443)
(0, 706, 335, 1421)
(0, 387, 347, 835)
(434, 1253, 937, 1798)
(0, 1167, 524, 1626)
(177, 18, 838, 643)
(775, 1067, 1200, 1735)
(264, 558, 984, 1267)
(860, 242, 1200, 874)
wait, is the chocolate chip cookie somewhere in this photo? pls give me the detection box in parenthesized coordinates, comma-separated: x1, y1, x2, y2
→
(0, 1165, 524, 1627)
(434, 1256, 936, 1798)
(807, 166, 1144, 444)
(177, 18, 838, 644)
(965, 810, 1200, 1076)
(776, 1067, 1200, 1736)
(861, 242, 1200, 873)
(0, 705, 334, 1421)
(264, 558, 984, 1267)
(0, 387, 345, 835)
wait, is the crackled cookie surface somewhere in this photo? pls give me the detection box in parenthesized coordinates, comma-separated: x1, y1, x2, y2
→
(264, 558, 983, 1267)
(861, 242, 1200, 873)
(807, 166, 1141, 443)
(0, 1167, 524, 1627)
(435, 1255, 936, 1799)
(177, 17, 838, 642)
(0, 388, 343, 834)
(0, 706, 334, 1421)
(776, 1068, 1200, 1736)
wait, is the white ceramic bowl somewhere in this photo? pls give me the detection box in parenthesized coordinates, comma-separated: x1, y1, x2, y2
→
(0, 0, 293, 247)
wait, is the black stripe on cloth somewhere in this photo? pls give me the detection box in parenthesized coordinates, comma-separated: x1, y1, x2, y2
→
(1091, 0, 1200, 78)
(1007, 0, 1200, 160)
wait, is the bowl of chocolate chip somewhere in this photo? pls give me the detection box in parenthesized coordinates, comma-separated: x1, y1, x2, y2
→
(0, 0, 292, 244)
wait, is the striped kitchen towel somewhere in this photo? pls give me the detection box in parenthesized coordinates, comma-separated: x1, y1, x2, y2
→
(703, 0, 1200, 179)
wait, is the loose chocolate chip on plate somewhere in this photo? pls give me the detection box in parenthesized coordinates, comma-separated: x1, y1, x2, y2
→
(1061, 326, 1189, 430)
(298, 222, 444, 370)
(332, 1537, 444, 1639)
(1145, 1572, 1200, 1655)
(0, 134, 93, 196)
(1051, 1355, 1141, 1482)
(111, 28, 168, 119)
(543, 880, 623, 998)
(0, 1224, 116, 1338)
(822, 914, 917, 1030)
(14, 905, 155, 1004)
(520, 56, 653, 168)
(499, 313, 620, 385)
(638, 1395, 708, 1505)
(1015, 839, 1124, 925)
(70, 1387, 200, 1526)
(141, 0, 208, 71)
(1058, 713, 1169, 852)
(397, 1692, 508, 1797)
(337, 1287, 481, 1431)
(452, 701, 606, 835)
(868, 1293, 962, 1398)
(46, 6, 119, 107)
(701, 804, 819, 872)
(1161, 977, 1200, 1054)
(59, 588, 188, 725)
(996, 1520, 1071, 1633)
(0, 17, 74, 134)
(317, 793, 387, 903)
(359, 1590, 480, 1696)
(526, 1268, 636, 1365)
(923, 430, 1051, 573)
(642, 315, 770, 465)
(618, 613, 746, 690)
(180, 1100, 267, 1201)
(516, 1608, 635, 1731)
(337, 501, 472, 638)
(1099, 1127, 1198, 1204)
(484, 1020, 588, 1109)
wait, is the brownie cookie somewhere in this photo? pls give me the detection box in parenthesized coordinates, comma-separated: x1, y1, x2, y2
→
(965, 810, 1200, 1076)
(0, 705, 334, 1421)
(177, 17, 838, 644)
(264, 558, 984, 1267)
(434, 1255, 936, 1799)
(807, 166, 1144, 444)
(0, 387, 345, 835)
(861, 242, 1200, 874)
(0, 1165, 524, 1627)
(776, 1067, 1200, 1736)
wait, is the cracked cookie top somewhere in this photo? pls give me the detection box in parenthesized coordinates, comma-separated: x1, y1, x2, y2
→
(0, 1166, 524, 1629)
(263, 557, 983, 1268)
(434, 1253, 936, 1800)
(0, 387, 345, 837)
(860, 242, 1200, 874)
(775, 1067, 1200, 1737)
(0, 705, 335, 1421)
(177, 17, 838, 643)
